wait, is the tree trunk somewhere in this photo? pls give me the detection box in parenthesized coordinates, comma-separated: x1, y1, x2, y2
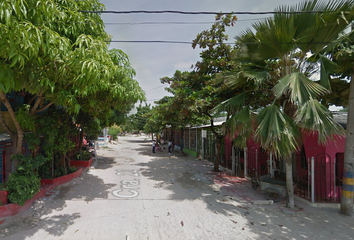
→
(282, 54, 296, 208)
(214, 141, 221, 172)
(283, 101, 296, 208)
(51, 152, 55, 178)
(63, 154, 67, 175)
(11, 133, 23, 172)
(180, 129, 184, 153)
(79, 130, 83, 160)
(0, 91, 24, 172)
(285, 157, 295, 208)
(214, 136, 223, 172)
(340, 70, 354, 216)
(94, 140, 97, 156)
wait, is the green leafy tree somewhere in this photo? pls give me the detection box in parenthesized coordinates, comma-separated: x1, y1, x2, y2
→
(108, 125, 122, 140)
(129, 103, 152, 132)
(153, 78, 208, 151)
(0, 0, 105, 168)
(0, 0, 144, 171)
(143, 108, 164, 140)
(159, 14, 239, 170)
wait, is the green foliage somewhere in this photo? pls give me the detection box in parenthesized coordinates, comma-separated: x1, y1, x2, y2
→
(23, 107, 77, 178)
(0, 0, 145, 173)
(24, 133, 41, 151)
(129, 103, 152, 131)
(46, 108, 75, 147)
(16, 104, 36, 131)
(6, 172, 41, 206)
(339, 108, 348, 112)
(76, 150, 92, 161)
(108, 125, 122, 140)
(75, 111, 101, 141)
(6, 154, 45, 206)
(11, 154, 48, 177)
(154, 14, 240, 136)
(38, 161, 77, 180)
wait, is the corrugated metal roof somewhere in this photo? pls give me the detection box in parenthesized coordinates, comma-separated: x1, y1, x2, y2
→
(190, 117, 226, 129)
(332, 111, 347, 129)
(0, 133, 11, 142)
(188, 113, 349, 130)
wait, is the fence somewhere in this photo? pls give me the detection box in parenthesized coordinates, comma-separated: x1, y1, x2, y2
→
(240, 148, 345, 203)
(203, 137, 216, 163)
(167, 129, 347, 204)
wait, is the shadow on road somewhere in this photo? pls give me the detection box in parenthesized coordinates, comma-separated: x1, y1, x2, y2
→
(132, 138, 354, 240)
(1, 136, 352, 240)
(0, 160, 116, 239)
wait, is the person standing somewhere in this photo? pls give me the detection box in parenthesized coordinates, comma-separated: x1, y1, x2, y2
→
(168, 139, 173, 154)
(152, 140, 156, 153)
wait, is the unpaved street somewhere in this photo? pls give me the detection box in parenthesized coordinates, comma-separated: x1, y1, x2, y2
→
(0, 135, 353, 240)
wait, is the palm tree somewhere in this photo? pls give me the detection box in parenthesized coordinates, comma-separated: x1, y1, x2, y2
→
(215, 0, 354, 208)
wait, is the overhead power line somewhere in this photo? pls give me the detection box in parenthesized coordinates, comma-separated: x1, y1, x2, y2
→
(108, 40, 334, 45)
(80, 10, 326, 15)
(145, 85, 166, 92)
(105, 21, 215, 25)
(104, 18, 267, 25)
(109, 40, 193, 44)
(69, 18, 267, 26)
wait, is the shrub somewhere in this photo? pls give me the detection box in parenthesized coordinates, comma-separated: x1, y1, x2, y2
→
(76, 150, 92, 161)
(108, 125, 122, 140)
(6, 172, 41, 206)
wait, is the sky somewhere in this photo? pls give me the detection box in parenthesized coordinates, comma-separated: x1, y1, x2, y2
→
(99, 0, 326, 107)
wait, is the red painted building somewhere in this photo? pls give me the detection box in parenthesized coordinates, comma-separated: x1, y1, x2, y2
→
(221, 112, 347, 203)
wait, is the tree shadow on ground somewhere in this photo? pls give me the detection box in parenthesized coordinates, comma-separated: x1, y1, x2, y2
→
(0, 159, 116, 239)
(94, 156, 119, 170)
(125, 139, 151, 144)
(133, 140, 354, 240)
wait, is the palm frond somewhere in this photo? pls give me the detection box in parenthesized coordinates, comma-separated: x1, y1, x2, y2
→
(319, 54, 338, 90)
(224, 106, 253, 148)
(295, 99, 346, 144)
(220, 71, 248, 89)
(213, 93, 246, 114)
(274, 72, 329, 105)
(254, 104, 301, 158)
(294, 0, 354, 53)
(242, 70, 270, 86)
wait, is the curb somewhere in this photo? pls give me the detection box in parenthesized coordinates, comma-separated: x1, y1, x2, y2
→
(0, 166, 89, 221)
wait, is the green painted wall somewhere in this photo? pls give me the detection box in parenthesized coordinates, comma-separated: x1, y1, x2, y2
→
(183, 148, 198, 157)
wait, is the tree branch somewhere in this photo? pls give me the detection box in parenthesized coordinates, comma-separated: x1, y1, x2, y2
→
(0, 91, 21, 139)
(28, 95, 37, 105)
(35, 102, 55, 114)
(30, 93, 43, 116)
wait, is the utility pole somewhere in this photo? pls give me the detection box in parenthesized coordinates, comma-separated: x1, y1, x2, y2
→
(340, 23, 354, 216)
(340, 68, 354, 216)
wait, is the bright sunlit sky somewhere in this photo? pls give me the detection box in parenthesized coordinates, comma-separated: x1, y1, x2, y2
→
(99, 0, 340, 110)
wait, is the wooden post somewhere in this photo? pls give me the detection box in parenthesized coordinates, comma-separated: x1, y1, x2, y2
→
(232, 146, 235, 176)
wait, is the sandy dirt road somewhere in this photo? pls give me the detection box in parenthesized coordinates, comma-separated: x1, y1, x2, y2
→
(0, 135, 353, 240)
